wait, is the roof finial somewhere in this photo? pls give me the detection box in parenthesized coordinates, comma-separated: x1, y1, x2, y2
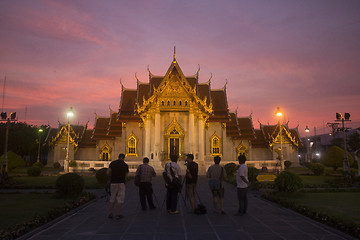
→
(173, 46, 176, 62)
(119, 78, 123, 91)
(135, 72, 139, 81)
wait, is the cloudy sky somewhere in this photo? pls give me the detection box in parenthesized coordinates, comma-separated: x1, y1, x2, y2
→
(1, 0, 359, 136)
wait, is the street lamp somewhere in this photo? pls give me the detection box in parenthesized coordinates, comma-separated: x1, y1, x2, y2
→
(1, 112, 17, 177)
(305, 125, 311, 163)
(275, 106, 284, 171)
(37, 128, 43, 163)
(65, 107, 74, 173)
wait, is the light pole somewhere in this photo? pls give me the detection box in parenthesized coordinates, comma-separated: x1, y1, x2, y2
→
(1, 112, 17, 177)
(305, 125, 310, 163)
(65, 107, 74, 173)
(275, 106, 284, 171)
(37, 128, 43, 163)
(335, 112, 351, 173)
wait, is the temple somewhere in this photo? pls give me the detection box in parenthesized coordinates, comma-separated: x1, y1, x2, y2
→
(45, 53, 302, 173)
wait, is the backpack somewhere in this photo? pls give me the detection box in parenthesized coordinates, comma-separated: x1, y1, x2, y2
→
(194, 204, 207, 215)
(134, 165, 141, 186)
(162, 171, 172, 185)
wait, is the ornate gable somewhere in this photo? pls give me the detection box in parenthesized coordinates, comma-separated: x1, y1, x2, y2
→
(136, 57, 213, 118)
(49, 125, 79, 148)
(268, 123, 300, 148)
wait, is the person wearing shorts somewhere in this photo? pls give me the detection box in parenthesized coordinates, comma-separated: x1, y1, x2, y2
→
(107, 153, 129, 219)
(206, 156, 227, 214)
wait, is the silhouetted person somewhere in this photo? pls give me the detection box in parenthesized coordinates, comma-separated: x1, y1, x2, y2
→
(235, 153, 249, 216)
(136, 157, 156, 210)
(107, 153, 129, 219)
(164, 155, 182, 214)
(185, 153, 198, 212)
(206, 156, 227, 214)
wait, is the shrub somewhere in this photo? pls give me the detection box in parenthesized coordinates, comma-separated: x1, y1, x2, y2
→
(55, 173, 84, 197)
(248, 167, 260, 183)
(0, 151, 25, 171)
(304, 162, 313, 169)
(275, 171, 302, 192)
(310, 163, 325, 176)
(96, 168, 109, 188)
(33, 162, 44, 169)
(284, 160, 292, 169)
(322, 146, 354, 170)
(53, 162, 61, 169)
(69, 161, 77, 167)
(224, 163, 238, 177)
(27, 166, 41, 176)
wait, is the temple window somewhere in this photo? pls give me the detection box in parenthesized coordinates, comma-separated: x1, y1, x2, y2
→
(237, 141, 248, 159)
(167, 101, 170, 106)
(126, 134, 138, 156)
(210, 133, 222, 156)
(185, 101, 188, 106)
(99, 142, 112, 161)
(179, 101, 182, 106)
(162, 101, 164, 106)
(173, 101, 176, 106)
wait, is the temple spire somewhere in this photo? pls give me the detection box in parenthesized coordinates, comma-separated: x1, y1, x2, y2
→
(173, 46, 176, 62)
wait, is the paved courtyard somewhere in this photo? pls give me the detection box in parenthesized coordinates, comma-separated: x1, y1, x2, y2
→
(26, 176, 355, 240)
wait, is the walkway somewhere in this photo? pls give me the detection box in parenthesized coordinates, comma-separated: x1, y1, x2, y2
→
(26, 176, 355, 240)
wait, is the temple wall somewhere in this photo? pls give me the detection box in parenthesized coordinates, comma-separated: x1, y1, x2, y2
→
(75, 147, 97, 161)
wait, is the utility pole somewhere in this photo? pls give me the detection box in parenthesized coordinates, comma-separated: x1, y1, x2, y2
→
(1, 112, 17, 178)
(329, 113, 351, 173)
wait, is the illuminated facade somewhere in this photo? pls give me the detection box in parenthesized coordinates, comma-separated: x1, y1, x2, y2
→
(46, 53, 302, 172)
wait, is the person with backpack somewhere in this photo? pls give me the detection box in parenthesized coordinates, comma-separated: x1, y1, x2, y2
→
(206, 156, 227, 214)
(135, 157, 156, 211)
(185, 153, 198, 212)
(164, 155, 182, 214)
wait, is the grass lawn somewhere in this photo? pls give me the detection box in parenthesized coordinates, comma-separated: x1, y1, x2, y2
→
(10, 167, 62, 176)
(0, 193, 74, 230)
(299, 175, 337, 186)
(270, 191, 360, 224)
(12, 175, 103, 189)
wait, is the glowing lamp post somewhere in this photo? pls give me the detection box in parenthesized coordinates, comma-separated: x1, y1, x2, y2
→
(37, 128, 44, 163)
(275, 107, 284, 171)
(65, 107, 74, 172)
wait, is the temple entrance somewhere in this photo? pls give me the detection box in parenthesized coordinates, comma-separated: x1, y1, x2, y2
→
(164, 118, 185, 161)
(169, 137, 179, 158)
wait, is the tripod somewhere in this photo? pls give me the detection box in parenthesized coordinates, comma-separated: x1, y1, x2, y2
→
(161, 176, 187, 211)
(136, 182, 159, 210)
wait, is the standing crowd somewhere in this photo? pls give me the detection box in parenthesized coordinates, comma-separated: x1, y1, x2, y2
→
(106, 153, 249, 219)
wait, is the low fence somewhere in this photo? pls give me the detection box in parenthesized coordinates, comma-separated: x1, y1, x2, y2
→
(68, 159, 281, 173)
(69, 160, 141, 172)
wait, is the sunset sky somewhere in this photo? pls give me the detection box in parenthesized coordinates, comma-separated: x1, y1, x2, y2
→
(1, 0, 359, 137)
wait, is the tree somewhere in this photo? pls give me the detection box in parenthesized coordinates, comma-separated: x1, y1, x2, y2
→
(330, 137, 343, 148)
(0, 151, 25, 171)
(322, 146, 354, 171)
(348, 130, 360, 152)
(0, 122, 49, 165)
(348, 129, 360, 175)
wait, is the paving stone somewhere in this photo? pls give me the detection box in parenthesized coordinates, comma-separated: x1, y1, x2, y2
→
(26, 176, 356, 240)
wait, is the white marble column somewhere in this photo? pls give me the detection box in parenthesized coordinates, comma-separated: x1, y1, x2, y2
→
(189, 111, 195, 154)
(154, 110, 160, 161)
(198, 115, 204, 162)
(145, 115, 151, 158)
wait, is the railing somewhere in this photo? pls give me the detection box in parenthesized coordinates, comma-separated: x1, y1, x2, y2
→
(70, 160, 142, 172)
(69, 159, 281, 173)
